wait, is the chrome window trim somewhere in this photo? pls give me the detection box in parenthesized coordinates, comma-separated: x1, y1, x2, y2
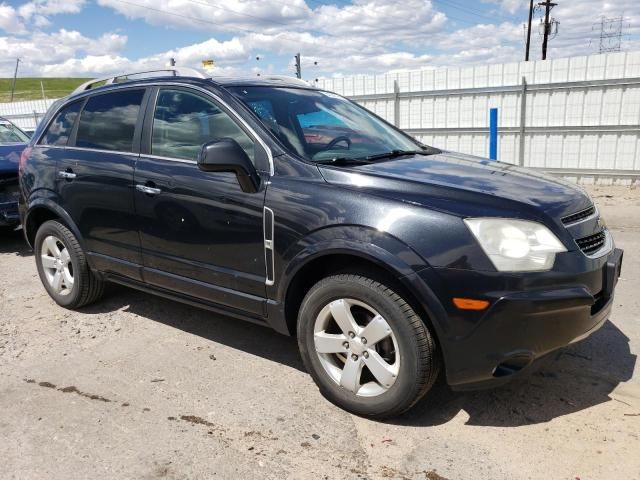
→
(32, 144, 138, 157)
(139, 153, 196, 164)
(64, 145, 137, 156)
(33, 144, 64, 150)
(42, 81, 275, 175)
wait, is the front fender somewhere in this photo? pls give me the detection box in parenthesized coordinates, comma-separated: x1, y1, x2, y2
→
(269, 225, 449, 343)
(277, 225, 424, 296)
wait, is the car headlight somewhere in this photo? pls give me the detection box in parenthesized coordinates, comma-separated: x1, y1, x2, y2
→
(464, 218, 567, 272)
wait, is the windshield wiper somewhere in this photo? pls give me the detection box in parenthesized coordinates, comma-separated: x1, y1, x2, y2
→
(314, 147, 439, 166)
(363, 149, 433, 161)
(314, 157, 373, 165)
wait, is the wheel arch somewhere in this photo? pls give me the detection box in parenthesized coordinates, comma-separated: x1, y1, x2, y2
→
(24, 199, 84, 251)
(278, 242, 447, 361)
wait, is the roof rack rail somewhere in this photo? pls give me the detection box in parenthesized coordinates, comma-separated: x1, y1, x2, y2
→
(209, 74, 313, 87)
(260, 75, 313, 87)
(72, 67, 208, 95)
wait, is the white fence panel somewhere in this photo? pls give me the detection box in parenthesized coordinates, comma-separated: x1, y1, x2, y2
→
(0, 98, 57, 131)
(317, 51, 640, 179)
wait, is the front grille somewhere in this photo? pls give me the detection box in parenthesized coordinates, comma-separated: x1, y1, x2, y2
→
(576, 230, 606, 255)
(561, 205, 595, 225)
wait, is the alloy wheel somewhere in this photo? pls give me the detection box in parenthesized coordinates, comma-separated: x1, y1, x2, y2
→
(40, 235, 74, 296)
(313, 298, 400, 397)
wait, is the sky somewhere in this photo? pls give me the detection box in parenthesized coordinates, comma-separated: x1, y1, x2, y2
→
(1, 0, 639, 79)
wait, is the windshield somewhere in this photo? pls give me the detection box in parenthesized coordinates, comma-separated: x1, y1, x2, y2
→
(0, 121, 29, 143)
(228, 86, 424, 162)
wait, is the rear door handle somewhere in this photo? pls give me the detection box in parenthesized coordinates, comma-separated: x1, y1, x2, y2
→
(58, 170, 76, 180)
(136, 184, 161, 195)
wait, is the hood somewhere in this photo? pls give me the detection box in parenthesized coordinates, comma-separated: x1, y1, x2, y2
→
(318, 151, 591, 220)
(0, 143, 25, 175)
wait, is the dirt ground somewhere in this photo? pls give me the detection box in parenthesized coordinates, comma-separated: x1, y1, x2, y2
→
(1, 185, 639, 480)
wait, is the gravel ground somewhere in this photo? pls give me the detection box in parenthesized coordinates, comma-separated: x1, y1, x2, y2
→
(1, 186, 639, 480)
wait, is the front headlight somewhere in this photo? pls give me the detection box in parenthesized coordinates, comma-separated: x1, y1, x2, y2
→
(464, 218, 567, 272)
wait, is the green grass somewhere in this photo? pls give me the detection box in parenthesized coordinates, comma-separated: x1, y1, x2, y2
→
(0, 78, 91, 103)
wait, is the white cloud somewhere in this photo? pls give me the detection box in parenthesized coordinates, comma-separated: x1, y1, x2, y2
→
(18, 0, 85, 20)
(97, 0, 447, 42)
(1, 0, 639, 79)
(97, 0, 312, 34)
(1, 0, 85, 35)
(0, 3, 26, 34)
(482, 0, 527, 15)
(312, 0, 446, 38)
(0, 28, 128, 76)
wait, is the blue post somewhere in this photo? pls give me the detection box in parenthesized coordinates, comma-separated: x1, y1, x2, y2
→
(489, 108, 498, 161)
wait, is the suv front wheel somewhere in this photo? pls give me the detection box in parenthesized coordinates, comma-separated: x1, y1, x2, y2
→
(34, 220, 104, 308)
(297, 274, 440, 418)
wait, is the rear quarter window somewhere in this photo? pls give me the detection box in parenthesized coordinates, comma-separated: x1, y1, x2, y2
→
(76, 89, 145, 152)
(39, 101, 82, 146)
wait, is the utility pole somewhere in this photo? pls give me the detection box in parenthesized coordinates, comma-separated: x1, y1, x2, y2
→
(294, 53, 301, 79)
(10, 58, 20, 102)
(525, 0, 535, 61)
(538, 1, 557, 60)
(169, 57, 176, 66)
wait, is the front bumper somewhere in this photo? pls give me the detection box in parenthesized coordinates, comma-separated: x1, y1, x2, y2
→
(0, 174, 20, 227)
(419, 247, 623, 390)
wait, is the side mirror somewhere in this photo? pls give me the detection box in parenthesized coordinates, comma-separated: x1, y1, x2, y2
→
(197, 138, 260, 193)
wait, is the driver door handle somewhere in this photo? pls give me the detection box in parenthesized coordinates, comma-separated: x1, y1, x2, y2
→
(136, 184, 161, 196)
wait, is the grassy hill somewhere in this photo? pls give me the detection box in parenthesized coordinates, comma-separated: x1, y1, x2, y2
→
(0, 78, 90, 103)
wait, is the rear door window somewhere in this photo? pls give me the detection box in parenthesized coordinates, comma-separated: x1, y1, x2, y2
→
(76, 89, 145, 152)
(39, 101, 82, 146)
(151, 88, 255, 163)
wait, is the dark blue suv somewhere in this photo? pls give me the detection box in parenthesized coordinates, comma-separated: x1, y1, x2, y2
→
(1, 116, 29, 229)
(19, 69, 623, 417)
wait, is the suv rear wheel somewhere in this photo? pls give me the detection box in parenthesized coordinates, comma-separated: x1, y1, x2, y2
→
(34, 220, 104, 308)
(297, 274, 440, 418)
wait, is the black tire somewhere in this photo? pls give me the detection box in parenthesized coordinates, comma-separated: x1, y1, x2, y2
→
(34, 220, 104, 308)
(297, 274, 440, 418)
